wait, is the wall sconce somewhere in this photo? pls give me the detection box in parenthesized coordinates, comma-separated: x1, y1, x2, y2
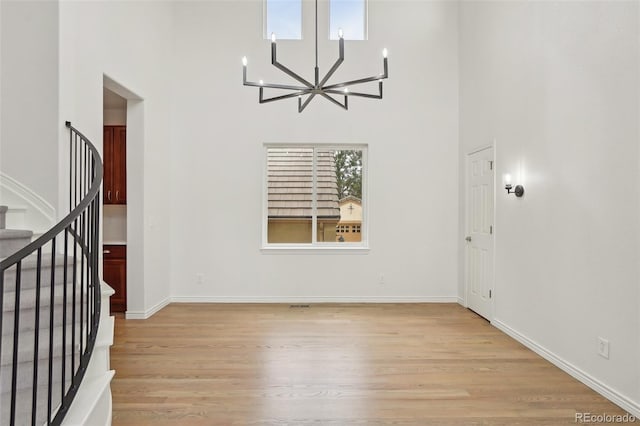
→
(504, 174, 524, 197)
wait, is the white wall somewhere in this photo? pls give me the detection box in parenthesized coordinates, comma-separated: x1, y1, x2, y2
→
(169, 0, 460, 301)
(0, 0, 59, 208)
(459, 0, 640, 412)
(59, 1, 174, 316)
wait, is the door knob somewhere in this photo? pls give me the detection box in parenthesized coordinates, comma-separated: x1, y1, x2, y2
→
(465, 236, 472, 242)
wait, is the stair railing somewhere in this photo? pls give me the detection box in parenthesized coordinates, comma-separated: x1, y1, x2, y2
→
(0, 122, 103, 425)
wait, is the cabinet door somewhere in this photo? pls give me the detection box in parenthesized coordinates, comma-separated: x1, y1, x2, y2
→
(103, 127, 114, 204)
(113, 126, 127, 204)
(104, 258, 126, 313)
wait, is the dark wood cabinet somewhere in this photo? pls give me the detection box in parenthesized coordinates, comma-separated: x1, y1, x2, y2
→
(103, 126, 126, 205)
(103, 244, 126, 313)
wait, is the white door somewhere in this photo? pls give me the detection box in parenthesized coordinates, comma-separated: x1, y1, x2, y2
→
(465, 147, 494, 320)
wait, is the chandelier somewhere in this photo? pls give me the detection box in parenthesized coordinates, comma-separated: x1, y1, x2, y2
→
(242, 0, 389, 113)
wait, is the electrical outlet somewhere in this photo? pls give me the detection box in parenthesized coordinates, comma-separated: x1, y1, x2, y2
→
(597, 337, 609, 359)
(378, 274, 384, 285)
(196, 273, 205, 285)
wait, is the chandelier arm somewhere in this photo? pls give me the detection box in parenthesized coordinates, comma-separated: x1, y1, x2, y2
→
(243, 64, 307, 91)
(271, 42, 314, 88)
(318, 92, 348, 110)
(324, 73, 387, 91)
(260, 89, 311, 104)
(299, 93, 317, 113)
(319, 38, 345, 87)
(272, 61, 314, 89)
(326, 90, 381, 100)
(325, 82, 383, 99)
(246, 81, 309, 91)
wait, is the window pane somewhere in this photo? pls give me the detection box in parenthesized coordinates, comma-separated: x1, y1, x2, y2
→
(334, 149, 363, 242)
(316, 149, 341, 242)
(267, 148, 313, 243)
(265, 146, 365, 246)
(266, 0, 302, 40)
(329, 0, 366, 40)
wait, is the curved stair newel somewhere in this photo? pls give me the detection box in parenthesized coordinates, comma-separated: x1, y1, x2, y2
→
(0, 122, 105, 425)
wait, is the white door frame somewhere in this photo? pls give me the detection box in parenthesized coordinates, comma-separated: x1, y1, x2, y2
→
(103, 74, 144, 318)
(464, 144, 496, 321)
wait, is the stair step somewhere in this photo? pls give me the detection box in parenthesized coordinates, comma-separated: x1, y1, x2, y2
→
(2, 282, 86, 313)
(0, 352, 70, 396)
(61, 370, 114, 426)
(0, 376, 68, 426)
(0, 229, 33, 258)
(2, 254, 75, 292)
(1, 322, 82, 367)
(2, 298, 80, 336)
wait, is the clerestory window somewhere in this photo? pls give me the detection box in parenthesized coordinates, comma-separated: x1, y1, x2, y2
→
(329, 0, 367, 40)
(265, 0, 302, 40)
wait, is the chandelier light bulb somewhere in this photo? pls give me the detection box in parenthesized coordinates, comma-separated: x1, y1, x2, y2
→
(271, 33, 276, 43)
(338, 28, 344, 39)
(242, 56, 247, 66)
(382, 48, 388, 58)
(344, 87, 349, 93)
(259, 79, 264, 85)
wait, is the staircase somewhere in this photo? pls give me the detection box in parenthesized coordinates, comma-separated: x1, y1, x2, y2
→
(0, 207, 33, 258)
(0, 122, 113, 425)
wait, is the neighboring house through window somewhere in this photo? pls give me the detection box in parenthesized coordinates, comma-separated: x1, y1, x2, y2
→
(265, 146, 366, 247)
(336, 195, 362, 242)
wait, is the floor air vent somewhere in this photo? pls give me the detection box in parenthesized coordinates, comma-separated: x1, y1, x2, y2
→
(289, 304, 310, 308)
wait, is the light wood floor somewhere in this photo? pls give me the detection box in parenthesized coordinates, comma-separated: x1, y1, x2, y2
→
(111, 304, 632, 425)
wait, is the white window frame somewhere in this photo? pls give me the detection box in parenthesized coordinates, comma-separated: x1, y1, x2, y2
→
(263, 0, 303, 40)
(328, 0, 368, 41)
(262, 143, 369, 253)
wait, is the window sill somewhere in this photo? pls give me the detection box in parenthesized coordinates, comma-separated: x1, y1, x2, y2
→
(261, 245, 370, 255)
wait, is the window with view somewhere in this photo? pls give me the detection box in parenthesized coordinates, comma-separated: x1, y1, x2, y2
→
(329, 0, 367, 40)
(265, 146, 366, 247)
(265, 0, 302, 40)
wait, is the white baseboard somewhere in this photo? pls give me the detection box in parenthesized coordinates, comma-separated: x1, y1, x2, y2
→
(492, 319, 640, 418)
(457, 296, 465, 306)
(125, 297, 170, 319)
(170, 296, 459, 304)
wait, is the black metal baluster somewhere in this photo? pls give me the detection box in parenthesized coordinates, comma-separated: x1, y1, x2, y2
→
(84, 205, 90, 348)
(71, 216, 78, 376)
(79, 209, 85, 354)
(31, 248, 43, 426)
(94, 195, 101, 322)
(10, 261, 22, 426)
(47, 238, 56, 425)
(62, 228, 69, 403)
(75, 133, 79, 210)
(90, 202, 95, 323)
(69, 123, 72, 213)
